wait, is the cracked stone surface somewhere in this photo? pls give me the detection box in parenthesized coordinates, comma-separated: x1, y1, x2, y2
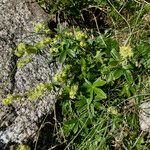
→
(0, 0, 59, 143)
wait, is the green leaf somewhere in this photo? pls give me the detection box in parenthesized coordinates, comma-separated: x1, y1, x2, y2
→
(87, 39, 94, 45)
(75, 96, 87, 108)
(90, 104, 95, 117)
(67, 49, 76, 57)
(84, 78, 92, 87)
(59, 49, 67, 63)
(107, 71, 114, 82)
(65, 119, 77, 125)
(110, 48, 120, 61)
(108, 58, 118, 67)
(100, 65, 110, 75)
(113, 69, 123, 80)
(83, 83, 91, 90)
(90, 90, 94, 101)
(106, 38, 119, 52)
(119, 83, 131, 97)
(124, 70, 133, 84)
(87, 97, 92, 105)
(93, 78, 106, 87)
(142, 58, 150, 68)
(94, 88, 107, 99)
(86, 90, 94, 105)
(80, 58, 86, 77)
(81, 58, 86, 70)
(73, 122, 79, 134)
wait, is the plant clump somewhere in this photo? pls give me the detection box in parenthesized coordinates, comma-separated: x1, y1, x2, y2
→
(5, 0, 150, 149)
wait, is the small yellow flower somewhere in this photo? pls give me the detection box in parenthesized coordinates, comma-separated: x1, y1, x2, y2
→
(15, 43, 26, 57)
(16, 145, 30, 150)
(44, 28, 51, 34)
(27, 83, 47, 101)
(52, 38, 58, 44)
(119, 45, 133, 59)
(35, 41, 45, 49)
(3, 94, 14, 105)
(53, 73, 59, 82)
(80, 41, 86, 47)
(34, 23, 45, 32)
(107, 106, 118, 115)
(43, 37, 51, 44)
(17, 58, 31, 68)
(53, 71, 65, 83)
(76, 31, 87, 41)
(65, 32, 73, 37)
(69, 85, 78, 99)
(36, 38, 51, 49)
(50, 47, 59, 54)
(17, 43, 26, 51)
(52, 35, 60, 44)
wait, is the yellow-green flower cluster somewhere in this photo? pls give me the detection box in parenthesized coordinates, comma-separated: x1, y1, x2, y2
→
(35, 37, 51, 49)
(44, 28, 51, 34)
(16, 145, 30, 150)
(50, 47, 59, 54)
(75, 31, 87, 41)
(35, 41, 45, 49)
(17, 58, 31, 68)
(119, 45, 133, 59)
(53, 70, 66, 83)
(15, 43, 26, 57)
(80, 41, 87, 47)
(52, 35, 60, 44)
(107, 106, 119, 115)
(34, 23, 51, 34)
(3, 94, 14, 105)
(34, 23, 45, 32)
(69, 85, 78, 99)
(65, 32, 73, 37)
(3, 94, 22, 105)
(43, 37, 51, 44)
(27, 83, 51, 101)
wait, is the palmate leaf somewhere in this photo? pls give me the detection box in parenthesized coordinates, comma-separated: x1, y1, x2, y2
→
(84, 78, 107, 102)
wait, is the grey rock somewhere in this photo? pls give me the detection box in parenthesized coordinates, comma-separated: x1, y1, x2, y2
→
(139, 102, 150, 131)
(0, 0, 59, 143)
